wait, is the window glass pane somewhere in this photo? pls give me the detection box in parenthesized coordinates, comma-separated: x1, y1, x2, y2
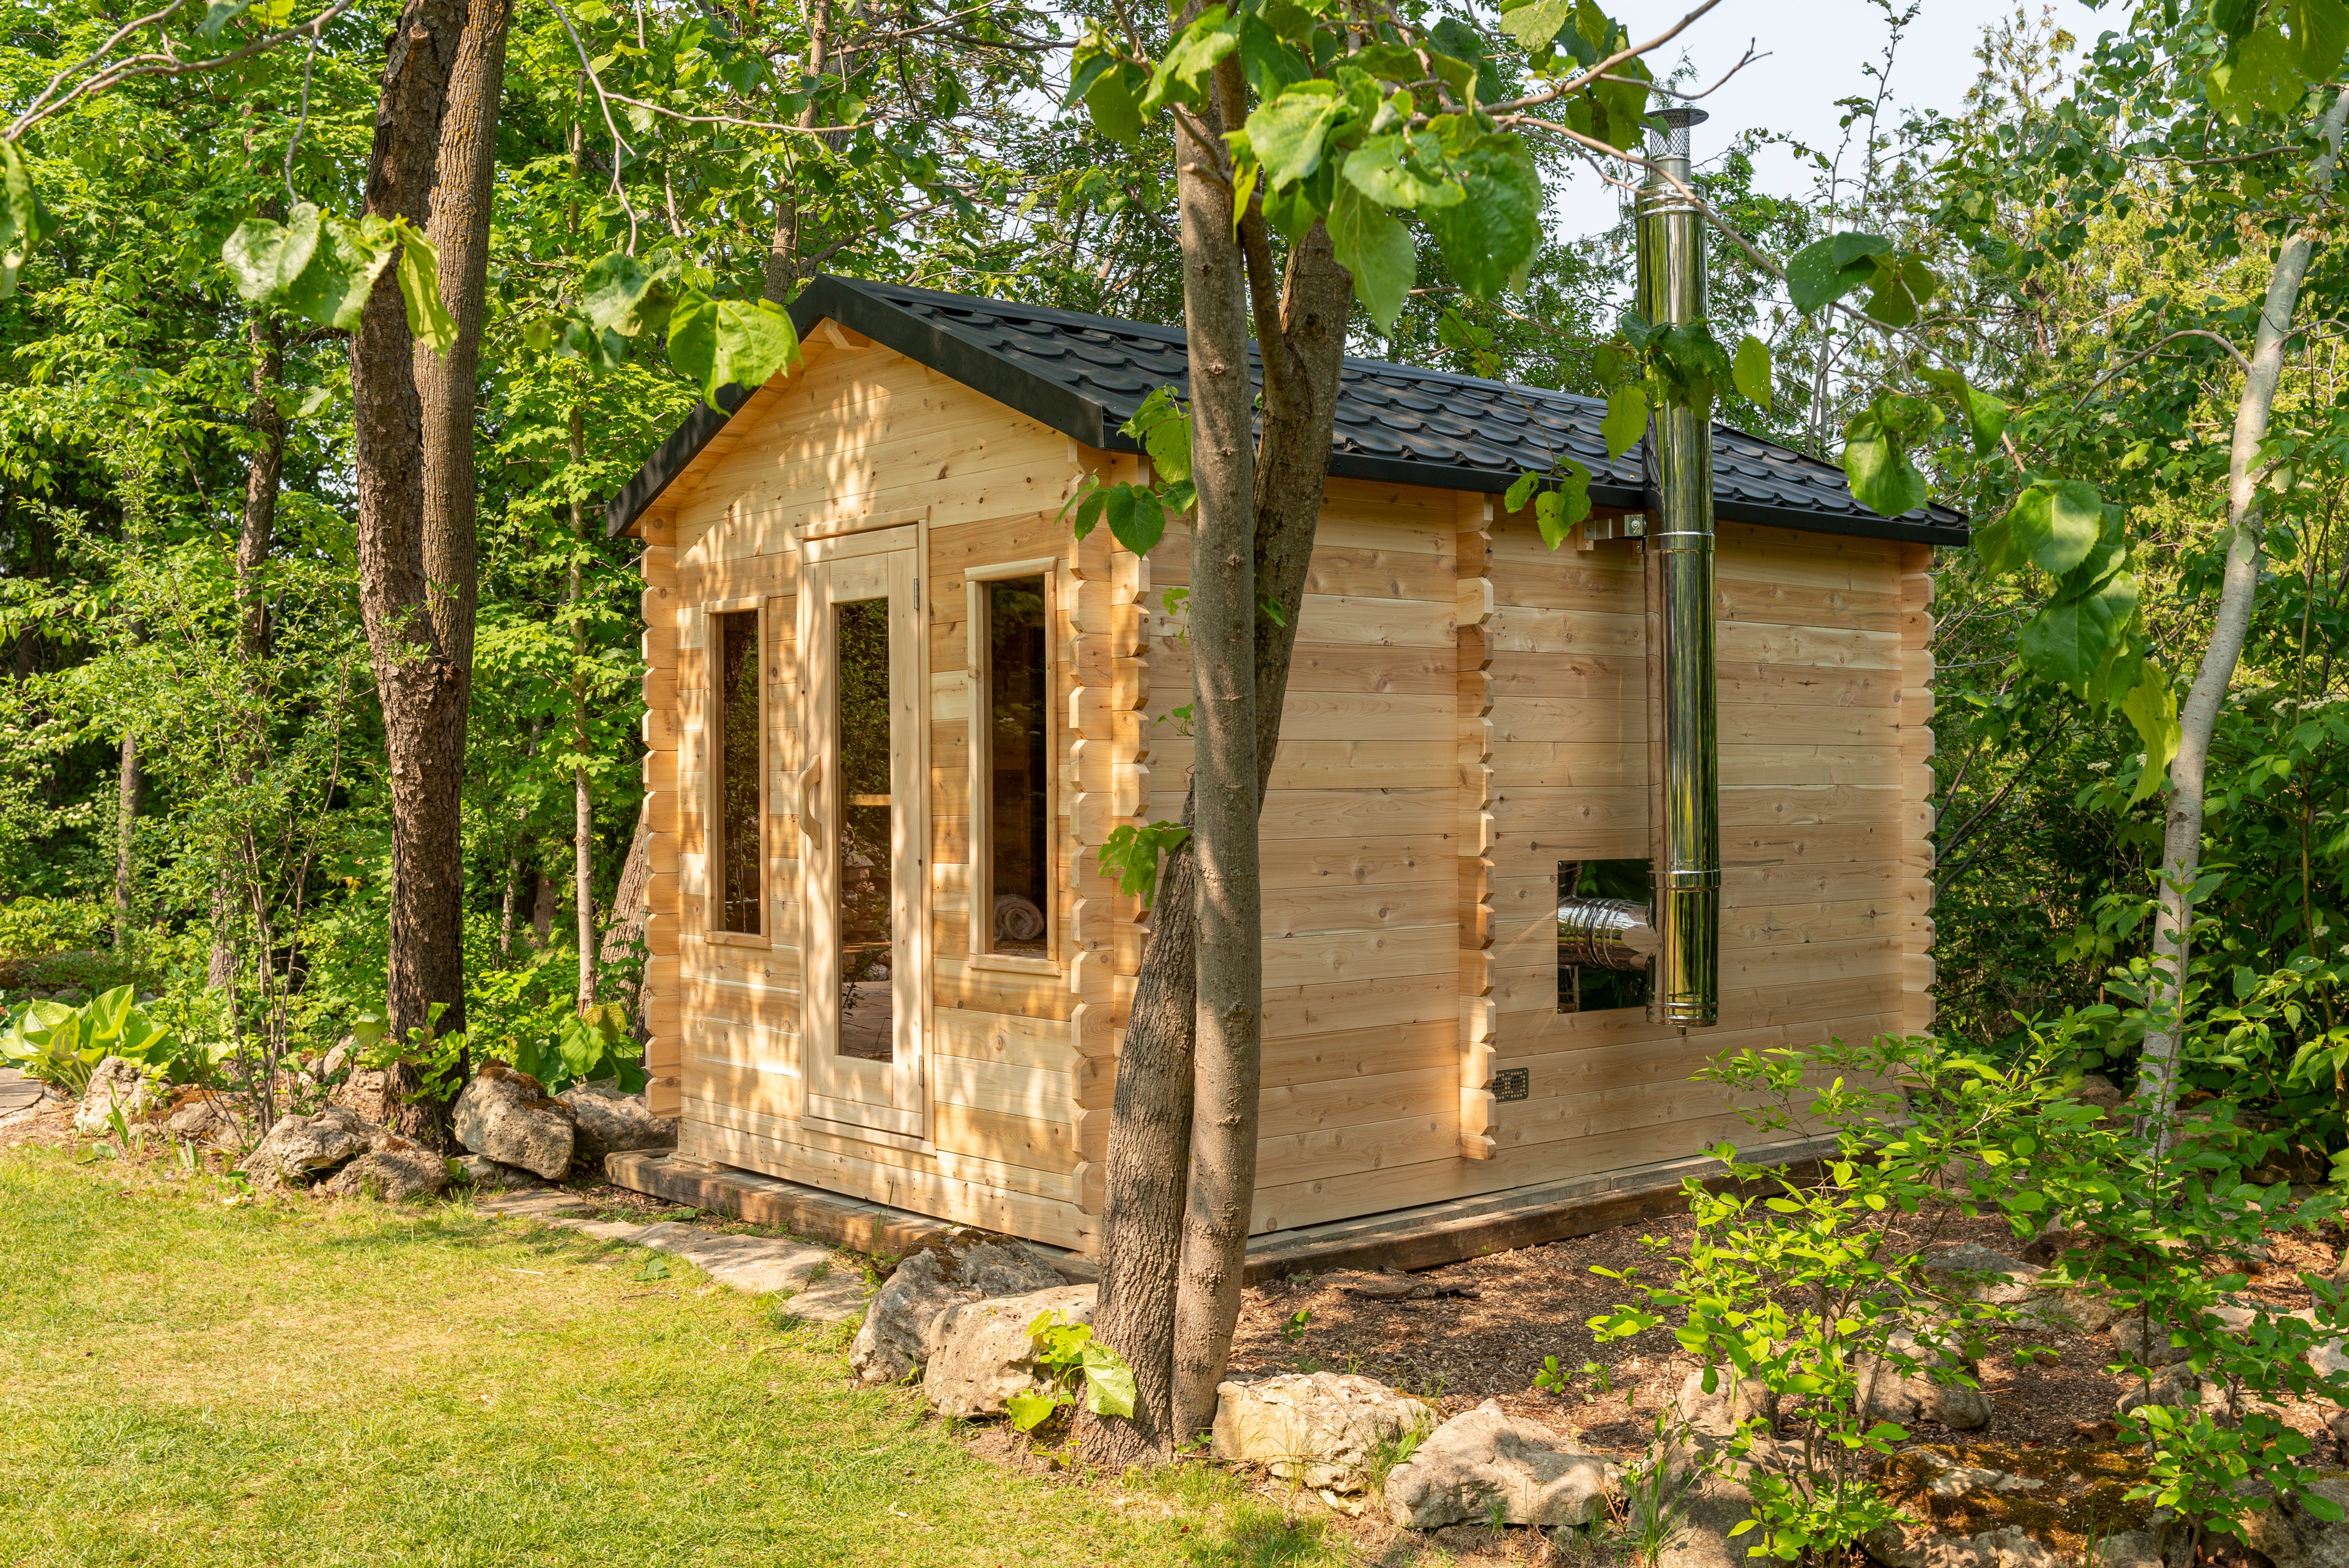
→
(987, 578, 1049, 954)
(836, 596, 894, 1060)
(716, 610, 760, 934)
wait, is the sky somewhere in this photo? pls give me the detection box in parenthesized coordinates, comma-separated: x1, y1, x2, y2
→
(1551, 0, 2113, 233)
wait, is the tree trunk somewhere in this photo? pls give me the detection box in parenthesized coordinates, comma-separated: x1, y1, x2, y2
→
(761, 0, 831, 302)
(350, 0, 469, 1135)
(211, 314, 288, 995)
(570, 401, 598, 1009)
(2137, 87, 2349, 1138)
(1083, 215, 1353, 1462)
(113, 732, 140, 950)
(1167, 53, 1263, 1443)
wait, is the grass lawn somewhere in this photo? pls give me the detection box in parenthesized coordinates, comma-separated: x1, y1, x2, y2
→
(0, 1147, 1351, 1567)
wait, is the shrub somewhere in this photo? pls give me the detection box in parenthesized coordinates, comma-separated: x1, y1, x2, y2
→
(0, 897, 109, 959)
(1, 985, 226, 1091)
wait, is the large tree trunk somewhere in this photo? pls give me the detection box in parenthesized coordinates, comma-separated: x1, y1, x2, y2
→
(350, 0, 470, 1137)
(210, 315, 288, 996)
(1084, 182, 1353, 1457)
(2137, 88, 2349, 1139)
(761, 0, 832, 302)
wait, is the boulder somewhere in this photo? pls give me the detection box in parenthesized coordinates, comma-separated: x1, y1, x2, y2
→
(164, 1088, 243, 1148)
(1922, 1245, 2044, 1307)
(73, 1056, 158, 1135)
(2073, 1074, 2126, 1110)
(323, 1132, 450, 1203)
(452, 1061, 575, 1178)
(921, 1283, 1096, 1419)
(847, 1232, 1069, 1386)
(1866, 1524, 2061, 1568)
(451, 1153, 539, 1191)
(1211, 1372, 1435, 1492)
(2113, 1304, 2251, 1367)
(558, 1081, 678, 1164)
(237, 1105, 376, 1192)
(1674, 1365, 1779, 1437)
(1382, 1399, 1620, 1530)
(1857, 1328, 1993, 1431)
(2095, 1531, 2164, 1568)
(2116, 1362, 2208, 1419)
(2227, 1478, 2349, 1568)
(1655, 1474, 1789, 1568)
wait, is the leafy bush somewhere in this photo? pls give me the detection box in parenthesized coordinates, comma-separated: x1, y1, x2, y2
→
(1006, 1309, 1137, 1433)
(1, 985, 225, 1091)
(0, 897, 109, 959)
(511, 1004, 644, 1095)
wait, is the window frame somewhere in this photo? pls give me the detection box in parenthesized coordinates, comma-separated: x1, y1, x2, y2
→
(965, 558, 1060, 974)
(704, 596, 769, 946)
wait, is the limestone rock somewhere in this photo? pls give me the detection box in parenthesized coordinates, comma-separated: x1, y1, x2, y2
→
(558, 1081, 677, 1164)
(163, 1088, 243, 1148)
(2096, 1531, 2164, 1568)
(323, 1132, 450, 1202)
(1866, 1524, 2061, 1568)
(1655, 1475, 1788, 1568)
(1382, 1399, 1620, 1530)
(73, 1057, 158, 1135)
(921, 1283, 1096, 1419)
(237, 1105, 376, 1192)
(1922, 1245, 2044, 1307)
(1211, 1372, 1435, 1492)
(1857, 1329, 1993, 1431)
(453, 1061, 576, 1178)
(2074, 1074, 2126, 1110)
(1674, 1366, 1779, 1437)
(451, 1154, 539, 1191)
(2115, 1362, 2208, 1420)
(847, 1232, 1069, 1386)
(2227, 1478, 2349, 1568)
(2113, 1304, 2251, 1367)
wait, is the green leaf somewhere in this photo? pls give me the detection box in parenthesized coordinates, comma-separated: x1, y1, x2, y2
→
(2287, 0, 2349, 78)
(1006, 1388, 1061, 1432)
(281, 218, 396, 332)
(1841, 394, 1942, 518)
(1917, 366, 2008, 456)
(1341, 133, 1464, 209)
(395, 225, 457, 355)
(581, 250, 670, 338)
(1499, 0, 1575, 51)
(1121, 386, 1193, 485)
(1423, 133, 1542, 297)
(2122, 667, 2181, 805)
(1247, 80, 1349, 188)
(2021, 571, 2140, 689)
(1731, 335, 1772, 409)
(668, 295, 802, 407)
(1236, 13, 1310, 102)
(222, 204, 322, 302)
(1329, 180, 1416, 333)
(1140, 6, 1238, 118)
(1083, 62, 1145, 147)
(1533, 466, 1592, 549)
(1505, 470, 1540, 512)
(2006, 480, 2103, 577)
(2211, 26, 2306, 121)
(1860, 253, 1939, 329)
(2304, 1490, 2347, 1523)
(1786, 232, 1891, 314)
(0, 142, 56, 298)
(1107, 486, 1166, 555)
(200, 0, 252, 34)
(1080, 1342, 1138, 1418)
(1600, 384, 1647, 461)
(1097, 820, 1192, 906)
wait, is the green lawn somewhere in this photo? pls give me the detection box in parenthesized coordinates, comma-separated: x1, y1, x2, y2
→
(0, 1148, 1349, 1567)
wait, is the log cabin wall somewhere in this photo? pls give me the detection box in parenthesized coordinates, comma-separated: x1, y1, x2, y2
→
(637, 333, 1110, 1250)
(633, 320, 1938, 1256)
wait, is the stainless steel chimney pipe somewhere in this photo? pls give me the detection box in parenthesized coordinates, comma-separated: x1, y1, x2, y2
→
(1636, 106, 1721, 1028)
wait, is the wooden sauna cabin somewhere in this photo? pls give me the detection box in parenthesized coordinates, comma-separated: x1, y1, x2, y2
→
(604, 275, 1959, 1258)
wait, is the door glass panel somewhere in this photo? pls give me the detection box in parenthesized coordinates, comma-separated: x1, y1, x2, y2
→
(835, 596, 894, 1061)
(714, 609, 761, 934)
(985, 578, 1050, 954)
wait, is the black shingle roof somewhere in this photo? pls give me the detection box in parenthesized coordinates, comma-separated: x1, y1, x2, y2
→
(605, 275, 1967, 546)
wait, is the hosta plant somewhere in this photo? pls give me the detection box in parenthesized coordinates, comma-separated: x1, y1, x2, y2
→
(1, 986, 225, 1091)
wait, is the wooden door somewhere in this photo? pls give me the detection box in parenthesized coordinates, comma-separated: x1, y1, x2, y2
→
(799, 533, 927, 1138)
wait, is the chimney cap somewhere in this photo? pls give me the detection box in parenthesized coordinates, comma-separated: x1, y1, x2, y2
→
(1655, 106, 1710, 129)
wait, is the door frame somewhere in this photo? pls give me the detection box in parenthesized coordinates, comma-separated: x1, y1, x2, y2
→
(795, 521, 931, 1145)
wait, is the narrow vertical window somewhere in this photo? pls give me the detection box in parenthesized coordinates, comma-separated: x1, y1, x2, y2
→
(979, 576, 1050, 956)
(714, 609, 762, 934)
(836, 597, 894, 1058)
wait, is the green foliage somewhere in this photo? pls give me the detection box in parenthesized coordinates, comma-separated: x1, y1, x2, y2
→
(1, 984, 222, 1090)
(1006, 1309, 1138, 1433)
(1097, 821, 1192, 908)
(509, 1003, 645, 1096)
(1062, 386, 1195, 556)
(1841, 392, 1943, 518)
(0, 897, 109, 960)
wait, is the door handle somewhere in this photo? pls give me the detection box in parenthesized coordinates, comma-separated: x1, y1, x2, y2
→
(800, 755, 822, 839)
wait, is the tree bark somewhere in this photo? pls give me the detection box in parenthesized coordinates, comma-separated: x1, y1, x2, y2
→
(350, 0, 468, 1134)
(570, 401, 599, 1009)
(2137, 87, 2349, 1139)
(1084, 210, 1355, 1465)
(761, 0, 832, 302)
(210, 314, 288, 996)
(113, 732, 140, 949)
